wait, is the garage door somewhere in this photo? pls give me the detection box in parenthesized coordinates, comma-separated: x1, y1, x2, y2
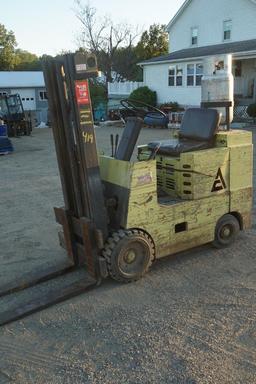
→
(11, 88, 36, 111)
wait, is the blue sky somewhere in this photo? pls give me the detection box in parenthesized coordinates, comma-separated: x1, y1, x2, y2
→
(3, 0, 184, 56)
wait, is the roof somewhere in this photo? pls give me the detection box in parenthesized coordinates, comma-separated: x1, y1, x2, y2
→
(166, 0, 256, 31)
(166, 0, 191, 31)
(0, 71, 45, 88)
(139, 39, 256, 65)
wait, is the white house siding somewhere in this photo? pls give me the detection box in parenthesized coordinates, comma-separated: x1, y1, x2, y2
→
(143, 61, 202, 106)
(169, 0, 256, 52)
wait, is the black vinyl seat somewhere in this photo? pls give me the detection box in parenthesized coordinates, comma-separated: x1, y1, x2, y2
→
(148, 108, 221, 156)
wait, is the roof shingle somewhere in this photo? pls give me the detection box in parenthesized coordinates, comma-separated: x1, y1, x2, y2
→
(139, 39, 256, 65)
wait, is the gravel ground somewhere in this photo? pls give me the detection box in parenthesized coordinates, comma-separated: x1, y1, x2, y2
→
(0, 125, 255, 384)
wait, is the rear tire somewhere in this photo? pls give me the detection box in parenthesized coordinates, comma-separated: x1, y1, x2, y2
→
(212, 214, 240, 249)
(102, 229, 155, 283)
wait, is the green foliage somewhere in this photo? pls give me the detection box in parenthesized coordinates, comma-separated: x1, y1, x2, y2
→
(112, 46, 142, 81)
(135, 24, 168, 61)
(0, 24, 17, 70)
(88, 79, 107, 109)
(159, 101, 183, 112)
(247, 103, 256, 121)
(14, 49, 41, 70)
(129, 86, 157, 106)
(111, 24, 168, 81)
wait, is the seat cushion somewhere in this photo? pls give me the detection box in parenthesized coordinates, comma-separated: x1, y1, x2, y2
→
(148, 138, 212, 156)
(179, 108, 220, 141)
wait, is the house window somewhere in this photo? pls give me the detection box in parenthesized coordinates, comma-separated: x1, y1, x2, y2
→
(191, 27, 198, 46)
(223, 20, 232, 41)
(39, 91, 48, 101)
(168, 66, 175, 86)
(196, 63, 203, 85)
(187, 63, 203, 86)
(168, 65, 183, 87)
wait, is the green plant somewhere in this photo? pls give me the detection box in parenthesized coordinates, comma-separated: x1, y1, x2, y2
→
(88, 80, 107, 109)
(247, 103, 256, 123)
(159, 101, 183, 112)
(129, 86, 157, 106)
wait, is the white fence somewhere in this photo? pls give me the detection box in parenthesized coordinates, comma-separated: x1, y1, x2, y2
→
(108, 81, 144, 96)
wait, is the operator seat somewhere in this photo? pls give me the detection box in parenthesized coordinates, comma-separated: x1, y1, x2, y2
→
(148, 108, 221, 156)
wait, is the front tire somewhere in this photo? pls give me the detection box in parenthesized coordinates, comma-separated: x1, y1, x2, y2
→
(212, 214, 240, 249)
(102, 229, 155, 283)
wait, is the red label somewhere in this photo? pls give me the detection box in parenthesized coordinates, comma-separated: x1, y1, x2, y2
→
(75, 80, 89, 105)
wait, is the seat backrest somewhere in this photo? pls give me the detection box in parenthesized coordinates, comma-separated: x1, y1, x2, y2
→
(115, 117, 143, 161)
(179, 108, 220, 141)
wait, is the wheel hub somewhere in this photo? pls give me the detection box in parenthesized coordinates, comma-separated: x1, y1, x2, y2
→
(221, 225, 231, 238)
(124, 249, 136, 264)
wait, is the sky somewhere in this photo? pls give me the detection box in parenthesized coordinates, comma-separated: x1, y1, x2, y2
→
(3, 0, 185, 56)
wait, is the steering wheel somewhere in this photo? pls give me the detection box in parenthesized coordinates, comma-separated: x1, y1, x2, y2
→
(120, 99, 167, 120)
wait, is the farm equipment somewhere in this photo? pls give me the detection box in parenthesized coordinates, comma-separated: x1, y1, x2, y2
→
(0, 52, 253, 326)
(0, 93, 32, 136)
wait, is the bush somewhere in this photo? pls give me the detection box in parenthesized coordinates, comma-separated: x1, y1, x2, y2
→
(159, 101, 183, 112)
(129, 86, 157, 107)
(88, 80, 107, 109)
(247, 103, 256, 122)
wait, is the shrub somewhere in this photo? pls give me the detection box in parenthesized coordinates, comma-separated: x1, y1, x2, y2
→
(159, 101, 183, 112)
(88, 80, 107, 109)
(129, 86, 157, 107)
(247, 103, 256, 123)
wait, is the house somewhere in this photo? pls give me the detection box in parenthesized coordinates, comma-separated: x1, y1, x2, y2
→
(0, 71, 48, 123)
(139, 0, 256, 109)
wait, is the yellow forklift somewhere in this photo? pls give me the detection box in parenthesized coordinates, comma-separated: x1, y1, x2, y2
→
(100, 104, 253, 282)
(0, 52, 253, 325)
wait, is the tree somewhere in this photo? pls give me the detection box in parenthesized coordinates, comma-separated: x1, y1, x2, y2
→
(135, 24, 168, 61)
(14, 49, 41, 70)
(112, 46, 141, 82)
(112, 24, 168, 82)
(74, 0, 139, 82)
(0, 24, 17, 70)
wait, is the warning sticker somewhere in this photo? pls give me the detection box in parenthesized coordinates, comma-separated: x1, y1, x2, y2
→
(75, 80, 89, 105)
(137, 173, 153, 186)
(211, 168, 227, 192)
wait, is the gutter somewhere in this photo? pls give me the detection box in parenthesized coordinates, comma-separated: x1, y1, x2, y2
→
(138, 50, 256, 67)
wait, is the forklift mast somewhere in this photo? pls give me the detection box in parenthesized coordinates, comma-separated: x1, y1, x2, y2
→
(43, 52, 109, 279)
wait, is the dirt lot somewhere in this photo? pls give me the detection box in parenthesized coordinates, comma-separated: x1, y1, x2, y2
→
(0, 126, 255, 384)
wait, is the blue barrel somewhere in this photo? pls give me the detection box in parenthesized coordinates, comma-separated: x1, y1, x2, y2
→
(0, 124, 7, 137)
(0, 136, 13, 154)
(144, 113, 169, 128)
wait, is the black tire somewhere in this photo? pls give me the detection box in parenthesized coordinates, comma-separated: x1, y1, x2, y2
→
(102, 229, 155, 283)
(212, 214, 240, 249)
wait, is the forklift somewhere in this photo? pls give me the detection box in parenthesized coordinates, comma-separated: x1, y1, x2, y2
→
(0, 52, 253, 325)
(0, 93, 32, 136)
